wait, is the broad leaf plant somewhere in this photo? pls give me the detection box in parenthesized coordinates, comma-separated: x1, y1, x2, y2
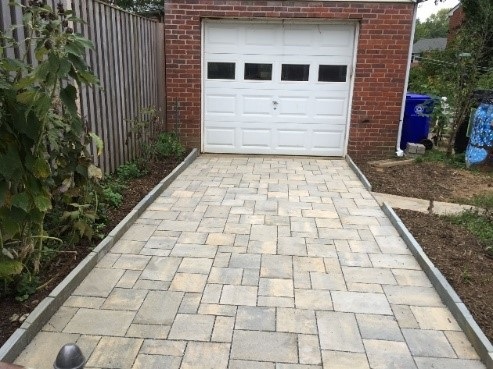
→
(0, 0, 101, 295)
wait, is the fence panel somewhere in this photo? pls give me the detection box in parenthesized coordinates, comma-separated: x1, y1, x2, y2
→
(0, 0, 165, 174)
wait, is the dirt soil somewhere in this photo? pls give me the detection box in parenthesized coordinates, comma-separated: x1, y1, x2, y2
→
(396, 209, 493, 344)
(357, 160, 492, 203)
(0, 155, 185, 348)
(356, 157, 492, 344)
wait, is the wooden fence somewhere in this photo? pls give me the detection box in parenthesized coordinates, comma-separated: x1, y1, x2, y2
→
(0, 0, 166, 174)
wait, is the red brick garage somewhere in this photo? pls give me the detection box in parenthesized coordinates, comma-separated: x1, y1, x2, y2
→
(164, 0, 415, 159)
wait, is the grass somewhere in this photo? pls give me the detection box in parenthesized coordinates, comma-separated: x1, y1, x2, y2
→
(445, 193, 493, 256)
(414, 149, 467, 168)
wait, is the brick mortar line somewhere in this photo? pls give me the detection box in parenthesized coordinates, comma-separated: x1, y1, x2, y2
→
(0, 148, 200, 363)
(382, 202, 493, 369)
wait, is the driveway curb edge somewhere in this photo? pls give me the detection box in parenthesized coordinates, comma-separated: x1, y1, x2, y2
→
(382, 203, 493, 369)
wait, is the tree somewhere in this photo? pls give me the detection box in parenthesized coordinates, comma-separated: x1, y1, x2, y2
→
(410, 0, 493, 156)
(415, 8, 450, 42)
(102, 0, 163, 13)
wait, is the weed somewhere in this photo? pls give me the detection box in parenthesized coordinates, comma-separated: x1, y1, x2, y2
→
(446, 210, 493, 256)
(460, 268, 472, 284)
(153, 133, 185, 159)
(416, 149, 466, 168)
(116, 162, 145, 181)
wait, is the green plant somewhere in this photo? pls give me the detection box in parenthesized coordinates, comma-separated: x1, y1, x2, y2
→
(414, 149, 466, 168)
(101, 185, 124, 208)
(446, 209, 493, 257)
(116, 162, 145, 181)
(0, 1, 101, 294)
(153, 132, 185, 159)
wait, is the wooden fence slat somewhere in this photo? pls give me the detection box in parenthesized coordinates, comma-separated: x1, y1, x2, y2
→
(1, 0, 165, 174)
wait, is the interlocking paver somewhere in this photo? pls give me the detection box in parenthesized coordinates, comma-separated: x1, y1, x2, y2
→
(63, 308, 135, 336)
(321, 351, 369, 369)
(181, 342, 230, 369)
(168, 314, 214, 341)
(169, 272, 208, 292)
(332, 291, 392, 315)
(410, 306, 461, 331)
(317, 311, 364, 352)
(220, 285, 257, 306)
(134, 291, 183, 325)
(356, 314, 404, 341)
(403, 329, 456, 358)
(139, 256, 180, 281)
(277, 308, 317, 334)
(208, 267, 243, 285)
(14, 155, 487, 369)
(231, 330, 298, 363)
(364, 339, 417, 369)
(73, 267, 124, 297)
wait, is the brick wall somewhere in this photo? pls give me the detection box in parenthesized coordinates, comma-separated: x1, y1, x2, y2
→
(448, 5, 464, 43)
(164, 0, 414, 159)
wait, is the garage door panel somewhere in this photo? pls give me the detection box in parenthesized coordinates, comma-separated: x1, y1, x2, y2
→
(312, 130, 345, 151)
(245, 25, 278, 46)
(242, 129, 272, 147)
(277, 97, 310, 117)
(277, 130, 307, 149)
(242, 95, 275, 116)
(314, 97, 347, 117)
(205, 94, 237, 115)
(206, 127, 236, 147)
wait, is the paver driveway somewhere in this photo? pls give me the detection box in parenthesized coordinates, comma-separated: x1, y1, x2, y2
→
(16, 155, 486, 369)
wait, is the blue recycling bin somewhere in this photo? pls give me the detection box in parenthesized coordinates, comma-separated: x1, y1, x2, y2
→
(400, 93, 434, 150)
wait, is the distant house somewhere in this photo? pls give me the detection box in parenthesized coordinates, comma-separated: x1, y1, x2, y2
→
(412, 38, 448, 63)
(448, 4, 465, 42)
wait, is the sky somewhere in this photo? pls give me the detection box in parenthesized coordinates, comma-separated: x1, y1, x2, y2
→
(416, 0, 460, 21)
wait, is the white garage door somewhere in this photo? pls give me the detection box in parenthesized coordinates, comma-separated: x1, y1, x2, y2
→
(203, 21, 356, 156)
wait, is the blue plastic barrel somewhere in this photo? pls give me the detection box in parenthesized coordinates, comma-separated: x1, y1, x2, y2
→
(400, 93, 434, 150)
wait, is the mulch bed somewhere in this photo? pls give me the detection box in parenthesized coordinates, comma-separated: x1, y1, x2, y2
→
(356, 160, 492, 203)
(396, 209, 493, 344)
(0, 156, 185, 347)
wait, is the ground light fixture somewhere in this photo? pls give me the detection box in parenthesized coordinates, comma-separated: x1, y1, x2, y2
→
(53, 344, 85, 369)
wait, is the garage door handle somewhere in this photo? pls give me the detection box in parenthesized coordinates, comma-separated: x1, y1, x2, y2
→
(273, 100, 278, 110)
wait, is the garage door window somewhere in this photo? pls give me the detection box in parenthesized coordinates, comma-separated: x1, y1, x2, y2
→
(318, 65, 347, 82)
(244, 63, 272, 80)
(208, 62, 235, 80)
(281, 64, 309, 81)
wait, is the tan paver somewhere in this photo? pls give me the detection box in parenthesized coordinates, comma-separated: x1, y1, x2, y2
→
(14, 155, 487, 369)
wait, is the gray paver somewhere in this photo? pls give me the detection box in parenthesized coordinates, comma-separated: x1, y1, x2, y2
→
(85, 337, 142, 369)
(132, 354, 181, 369)
(332, 291, 392, 315)
(64, 308, 135, 336)
(73, 268, 124, 297)
(140, 256, 181, 281)
(403, 329, 456, 358)
(277, 308, 317, 334)
(364, 339, 417, 369)
(220, 285, 257, 306)
(134, 291, 183, 325)
(321, 351, 369, 369)
(236, 306, 276, 331)
(181, 342, 230, 369)
(317, 311, 364, 353)
(231, 330, 298, 363)
(168, 314, 214, 341)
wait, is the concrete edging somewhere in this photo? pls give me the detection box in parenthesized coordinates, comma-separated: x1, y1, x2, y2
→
(0, 148, 199, 362)
(345, 155, 372, 191)
(382, 203, 493, 369)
